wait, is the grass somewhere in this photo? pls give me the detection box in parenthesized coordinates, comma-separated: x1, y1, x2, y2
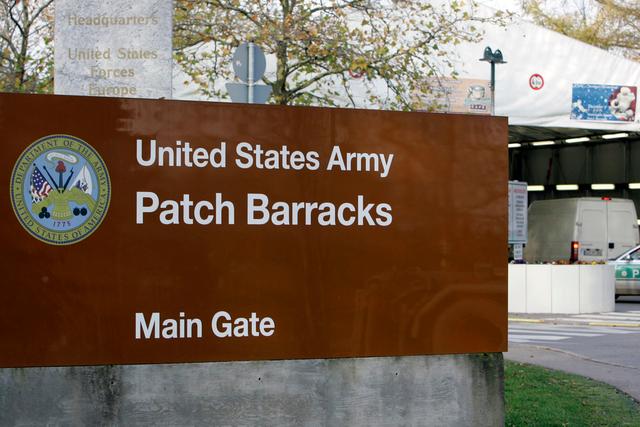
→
(505, 361, 640, 426)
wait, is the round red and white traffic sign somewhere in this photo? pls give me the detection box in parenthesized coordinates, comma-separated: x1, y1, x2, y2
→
(529, 74, 544, 90)
(349, 69, 365, 79)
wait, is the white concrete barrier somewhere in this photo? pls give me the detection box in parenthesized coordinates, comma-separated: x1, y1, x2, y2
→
(508, 264, 615, 314)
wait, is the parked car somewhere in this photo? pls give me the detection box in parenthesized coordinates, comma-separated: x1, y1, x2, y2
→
(525, 197, 639, 263)
(609, 244, 640, 298)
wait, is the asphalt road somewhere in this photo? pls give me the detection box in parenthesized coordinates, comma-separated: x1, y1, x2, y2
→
(548, 296, 640, 369)
(506, 297, 640, 400)
(616, 295, 640, 312)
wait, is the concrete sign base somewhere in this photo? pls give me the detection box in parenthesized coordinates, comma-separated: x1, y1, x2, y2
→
(0, 354, 504, 426)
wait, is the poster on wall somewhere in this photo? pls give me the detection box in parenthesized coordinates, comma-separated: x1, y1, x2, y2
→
(415, 78, 492, 115)
(570, 83, 637, 122)
(508, 181, 527, 244)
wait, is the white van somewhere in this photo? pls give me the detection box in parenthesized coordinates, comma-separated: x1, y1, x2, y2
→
(524, 197, 639, 263)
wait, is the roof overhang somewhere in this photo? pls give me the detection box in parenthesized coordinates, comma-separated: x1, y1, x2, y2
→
(508, 125, 640, 146)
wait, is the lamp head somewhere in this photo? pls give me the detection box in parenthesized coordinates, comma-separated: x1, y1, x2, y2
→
(480, 46, 493, 62)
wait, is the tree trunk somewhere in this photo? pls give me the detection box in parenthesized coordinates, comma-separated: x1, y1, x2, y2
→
(17, 6, 29, 90)
(274, 1, 290, 105)
(274, 40, 288, 104)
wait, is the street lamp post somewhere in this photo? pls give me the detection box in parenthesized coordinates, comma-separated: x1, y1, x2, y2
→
(479, 47, 506, 116)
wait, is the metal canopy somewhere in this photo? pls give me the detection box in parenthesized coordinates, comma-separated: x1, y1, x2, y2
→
(508, 125, 640, 145)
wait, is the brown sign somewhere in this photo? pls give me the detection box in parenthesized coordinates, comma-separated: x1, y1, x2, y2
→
(0, 93, 507, 368)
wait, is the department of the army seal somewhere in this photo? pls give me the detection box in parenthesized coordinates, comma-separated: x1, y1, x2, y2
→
(10, 134, 111, 245)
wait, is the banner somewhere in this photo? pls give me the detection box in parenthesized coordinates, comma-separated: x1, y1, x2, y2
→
(1, 94, 507, 367)
(571, 84, 637, 122)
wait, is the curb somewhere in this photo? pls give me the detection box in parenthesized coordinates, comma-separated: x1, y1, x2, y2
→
(588, 321, 640, 328)
(509, 343, 640, 372)
(508, 317, 543, 323)
(508, 317, 640, 328)
(506, 343, 640, 403)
